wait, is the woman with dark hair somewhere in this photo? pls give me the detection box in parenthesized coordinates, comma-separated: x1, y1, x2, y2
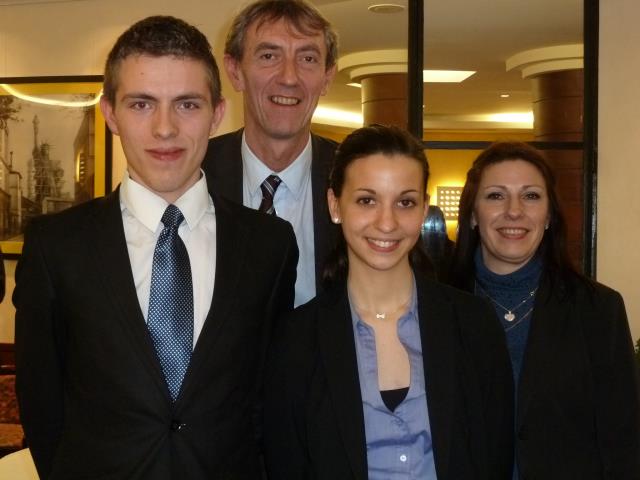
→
(264, 125, 514, 480)
(450, 141, 640, 479)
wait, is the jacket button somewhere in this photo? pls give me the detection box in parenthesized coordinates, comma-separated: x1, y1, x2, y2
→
(171, 420, 186, 431)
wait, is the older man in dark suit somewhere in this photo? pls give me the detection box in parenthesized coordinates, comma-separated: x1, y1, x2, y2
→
(14, 16, 297, 479)
(203, 0, 339, 307)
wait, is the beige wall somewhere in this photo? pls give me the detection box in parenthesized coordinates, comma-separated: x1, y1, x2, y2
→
(598, 0, 640, 341)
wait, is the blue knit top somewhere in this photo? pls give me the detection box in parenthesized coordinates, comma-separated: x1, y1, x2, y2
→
(474, 249, 543, 388)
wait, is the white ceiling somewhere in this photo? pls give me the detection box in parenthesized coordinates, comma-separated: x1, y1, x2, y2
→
(312, 0, 583, 128)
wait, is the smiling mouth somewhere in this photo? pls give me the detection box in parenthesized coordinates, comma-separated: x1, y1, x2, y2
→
(498, 227, 528, 237)
(368, 238, 400, 251)
(270, 95, 300, 106)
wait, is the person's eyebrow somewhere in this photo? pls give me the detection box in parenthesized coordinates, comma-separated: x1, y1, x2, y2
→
(120, 93, 157, 101)
(173, 93, 209, 102)
(254, 42, 283, 52)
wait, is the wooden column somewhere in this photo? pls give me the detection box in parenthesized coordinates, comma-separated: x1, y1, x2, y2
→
(532, 69, 584, 267)
(360, 73, 408, 128)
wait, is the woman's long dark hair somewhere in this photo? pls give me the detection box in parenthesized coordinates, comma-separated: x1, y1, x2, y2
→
(450, 141, 582, 294)
(322, 124, 433, 287)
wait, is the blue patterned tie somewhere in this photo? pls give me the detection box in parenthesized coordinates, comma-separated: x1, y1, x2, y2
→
(258, 175, 282, 215)
(147, 205, 193, 401)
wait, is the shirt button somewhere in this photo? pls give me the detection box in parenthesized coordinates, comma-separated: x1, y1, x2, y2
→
(399, 454, 407, 462)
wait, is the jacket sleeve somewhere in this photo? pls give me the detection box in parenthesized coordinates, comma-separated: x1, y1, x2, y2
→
(263, 308, 314, 480)
(475, 298, 515, 479)
(586, 288, 640, 478)
(254, 222, 299, 450)
(13, 219, 65, 479)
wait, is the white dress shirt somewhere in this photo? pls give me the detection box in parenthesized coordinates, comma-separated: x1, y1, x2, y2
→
(119, 171, 216, 346)
(241, 134, 315, 307)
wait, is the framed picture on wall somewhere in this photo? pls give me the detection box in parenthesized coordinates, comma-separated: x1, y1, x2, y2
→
(0, 76, 110, 257)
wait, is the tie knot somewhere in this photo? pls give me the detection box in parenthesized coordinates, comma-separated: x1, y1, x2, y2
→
(161, 204, 185, 229)
(258, 175, 282, 215)
(261, 175, 282, 195)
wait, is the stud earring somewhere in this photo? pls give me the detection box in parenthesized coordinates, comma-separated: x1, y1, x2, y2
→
(333, 217, 341, 224)
(545, 223, 549, 230)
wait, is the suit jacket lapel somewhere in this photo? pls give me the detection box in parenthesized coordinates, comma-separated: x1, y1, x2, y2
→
(416, 275, 455, 479)
(89, 189, 168, 396)
(517, 279, 568, 425)
(178, 195, 248, 403)
(206, 129, 244, 203)
(317, 285, 368, 480)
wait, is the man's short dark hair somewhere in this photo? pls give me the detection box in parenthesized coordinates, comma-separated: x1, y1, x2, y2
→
(225, 0, 338, 70)
(103, 16, 222, 105)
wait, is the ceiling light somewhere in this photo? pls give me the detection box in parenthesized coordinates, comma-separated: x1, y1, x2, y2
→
(312, 106, 363, 128)
(368, 3, 405, 14)
(347, 82, 362, 88)
(500, 94, 510, 98)
(423, 70, 475, 83)
(1, 83, 102, 107)
(487, 112, 533, 125)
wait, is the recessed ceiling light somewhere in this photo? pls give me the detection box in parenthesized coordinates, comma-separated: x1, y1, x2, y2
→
(487, 112, 533, 124)
(347, 82, 362, 88)
(500, 93, 510, 98)
(423, 70, 475, 83)
(368, 3, 405, 14)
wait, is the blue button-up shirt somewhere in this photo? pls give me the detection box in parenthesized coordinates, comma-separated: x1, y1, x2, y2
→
(350, 283, 437, 480)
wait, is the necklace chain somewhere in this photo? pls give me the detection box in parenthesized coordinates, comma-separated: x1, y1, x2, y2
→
(356, 297, 411, 320)
(475, 283, 537, 323)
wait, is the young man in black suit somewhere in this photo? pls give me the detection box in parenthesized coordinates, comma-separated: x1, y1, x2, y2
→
(202, 0, 338, 307)
(14, 16, 297, 479)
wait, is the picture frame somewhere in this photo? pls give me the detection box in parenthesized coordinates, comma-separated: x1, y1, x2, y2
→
(0, 76, 110, 257)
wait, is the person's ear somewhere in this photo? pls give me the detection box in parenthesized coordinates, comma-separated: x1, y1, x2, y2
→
(209, 98, 227, 137)
(224, 54, 245, 92)
(320, 63, 337, 96)
(327, 188, 341, 224)
(100, 96, 119, 136)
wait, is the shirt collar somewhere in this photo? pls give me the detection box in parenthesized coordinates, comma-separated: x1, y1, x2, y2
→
(119, 170, 213, 232)
(241, 132, 312, 200)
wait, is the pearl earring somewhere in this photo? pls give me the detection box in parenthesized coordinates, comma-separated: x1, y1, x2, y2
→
(333, 217, 341, 224)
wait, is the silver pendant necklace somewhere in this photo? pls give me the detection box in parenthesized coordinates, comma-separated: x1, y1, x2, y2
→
(475, 283, 538, 322)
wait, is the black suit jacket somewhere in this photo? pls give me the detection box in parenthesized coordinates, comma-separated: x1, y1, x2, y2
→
(515, 276, 640, 479)
(14, 189, 298, 479)
(264, 274, 514, 480)
(202, 129, 338, 289)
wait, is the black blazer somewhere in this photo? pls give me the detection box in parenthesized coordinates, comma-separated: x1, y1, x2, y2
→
(515, 276, 640, 479)
(202, 129, 338, 289)
(264, 274, 514, 480)
(14, 190, 298, 480)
